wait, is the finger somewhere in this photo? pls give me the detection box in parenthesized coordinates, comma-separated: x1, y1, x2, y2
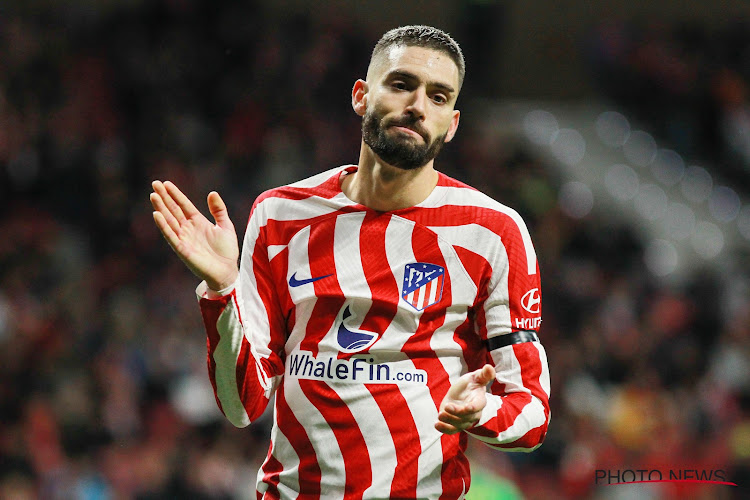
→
(164, 181, 200, 218)
(437, 411, 464, 427)
(442, 403, 478, 417)
(472, 364, 496, 386)
(434, 422, 460, 435)
(207, 191, 234, 230)
(152, 180, 188, 224)
(152, 210, 181, 251)
(150, 192, 181, 235)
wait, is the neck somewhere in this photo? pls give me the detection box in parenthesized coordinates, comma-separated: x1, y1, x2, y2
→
(342, 142, 439, 211)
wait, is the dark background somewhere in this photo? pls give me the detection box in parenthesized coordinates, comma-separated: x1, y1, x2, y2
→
(1, 1, 749, 498)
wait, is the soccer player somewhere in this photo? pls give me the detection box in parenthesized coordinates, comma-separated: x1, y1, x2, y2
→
(150, 25, 550, 499)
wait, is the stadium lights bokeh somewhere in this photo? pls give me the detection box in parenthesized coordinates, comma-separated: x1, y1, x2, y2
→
(522, 107, 750, 278)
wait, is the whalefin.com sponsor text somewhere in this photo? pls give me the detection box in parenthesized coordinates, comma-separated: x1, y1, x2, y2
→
(288, 350, 427, 384)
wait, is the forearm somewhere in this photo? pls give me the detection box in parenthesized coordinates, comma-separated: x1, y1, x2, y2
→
(466, 341, 551, 451)
(197, 281, 278, 427)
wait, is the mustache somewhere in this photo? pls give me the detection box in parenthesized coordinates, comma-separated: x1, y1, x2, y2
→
(385, 116, 429, 140)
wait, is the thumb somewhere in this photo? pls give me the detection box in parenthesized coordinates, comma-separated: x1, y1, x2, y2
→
(207, 191, 233, 229)
(473, 364, 496, 387)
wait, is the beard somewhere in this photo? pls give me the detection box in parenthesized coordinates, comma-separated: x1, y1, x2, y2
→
(362, 108, 447, 171)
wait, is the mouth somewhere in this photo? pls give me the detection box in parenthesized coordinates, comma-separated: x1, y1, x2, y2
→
(391, 125, 425, 141)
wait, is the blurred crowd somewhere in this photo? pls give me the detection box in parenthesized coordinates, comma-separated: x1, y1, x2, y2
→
(1, 2, 749, 499)
(585, 18, 750, 190)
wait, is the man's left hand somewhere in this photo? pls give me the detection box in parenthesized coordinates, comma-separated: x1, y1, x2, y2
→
(435, 364, 496, 435)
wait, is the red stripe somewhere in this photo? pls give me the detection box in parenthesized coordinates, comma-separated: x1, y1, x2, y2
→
(366, 384, 420, 499)
(468, 392, 533, 439)
(358, 213, 419, 497)
(199, 293, 235, 415)
(268, 246, 296, 335)
(252, 239, 286, 375)
(259, 450, 283, 500)
(434, 275, 444, 304)
(467, 343, 549, 449)
(234, 336, 265, 421)
(401, 224, 468, 499)
(357, 212, 395, 343)
(453, 247, 491, 340)
(300, 219, 345, 356)
(273, 384, 322, 498)
(251, 169, 352, 208)
(300, 380, 372, 498)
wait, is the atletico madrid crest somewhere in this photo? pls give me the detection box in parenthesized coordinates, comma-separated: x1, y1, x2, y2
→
(402, 263, 445, 311)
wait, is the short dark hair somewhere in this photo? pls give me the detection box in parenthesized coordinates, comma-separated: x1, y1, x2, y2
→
(371, 25, 465, 89)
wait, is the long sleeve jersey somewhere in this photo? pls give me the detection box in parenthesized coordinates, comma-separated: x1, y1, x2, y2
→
(197, 165, 551, 500)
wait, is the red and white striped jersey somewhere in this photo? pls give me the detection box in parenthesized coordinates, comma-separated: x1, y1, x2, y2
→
(197, 165, 550, 499)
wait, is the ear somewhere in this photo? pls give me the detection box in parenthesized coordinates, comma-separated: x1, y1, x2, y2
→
(444, 109, 461, 143)
(352, 79, 368, 116)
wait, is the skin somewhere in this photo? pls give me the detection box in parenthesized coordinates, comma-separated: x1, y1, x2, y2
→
(150, 43, 495, 435)
(344, 45, 461, 211)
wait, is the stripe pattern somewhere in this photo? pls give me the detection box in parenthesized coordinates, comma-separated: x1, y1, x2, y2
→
(197, 165, 550, 499)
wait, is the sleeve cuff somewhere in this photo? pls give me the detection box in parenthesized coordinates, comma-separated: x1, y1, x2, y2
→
(196, 279, 237, 300)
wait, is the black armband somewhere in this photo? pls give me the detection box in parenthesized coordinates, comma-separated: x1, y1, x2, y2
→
(486, 330, 539, 351)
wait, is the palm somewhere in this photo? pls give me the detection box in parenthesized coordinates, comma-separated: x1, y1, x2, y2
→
(445, 371, 488, 408)
(150, 181, 239, 291)
(435, 364, 496, 435)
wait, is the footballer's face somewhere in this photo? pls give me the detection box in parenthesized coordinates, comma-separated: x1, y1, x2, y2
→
(353, 45, 461, 170)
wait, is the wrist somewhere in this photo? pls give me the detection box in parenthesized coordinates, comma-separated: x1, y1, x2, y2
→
(206, 270, 238, 293)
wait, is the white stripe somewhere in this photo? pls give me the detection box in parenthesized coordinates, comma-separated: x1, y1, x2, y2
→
(415, 284, 426, 310)
(332, 212, 369, 301)
(286, 165, 348, 188)
(286, 226, 313, 306)
(259, 424, 300, 499)
(470, 343, 548, 443)
(267, 244, 286, 261)
(284, 226, 318, 354)
(427, 186, 537, 275)
(213, 302, 250, 427)
(428, 235, 476, 380)
(490, 344, 530, 396)
(284, 376, 346, 500)
(237, 207, 286, 382)
(245, 180, 356, 256)
(382, 217, 444, 500)
(427, 223, 503, 268)
(428, 277, 439, 305)
(330, 383, 397, 498)
(535, 342, 551, 398)
(317, 213, 370, 354)
(472, 397, 547, 445)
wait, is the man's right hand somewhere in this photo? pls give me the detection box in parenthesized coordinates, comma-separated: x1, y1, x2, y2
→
(150, 180, 239, 292)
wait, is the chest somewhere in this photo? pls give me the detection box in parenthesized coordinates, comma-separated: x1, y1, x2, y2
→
(275, 212, 479, 354)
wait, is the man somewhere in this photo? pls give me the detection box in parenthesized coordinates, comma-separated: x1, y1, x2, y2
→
(150, 25, 549, 499)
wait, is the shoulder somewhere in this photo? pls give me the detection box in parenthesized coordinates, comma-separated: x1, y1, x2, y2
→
(247, 165, 354, 231)
(430, 173, 539, 275)
(251, 165, 352, 214)
(432, 172, 529, 234)
(256, 165, 350, 205)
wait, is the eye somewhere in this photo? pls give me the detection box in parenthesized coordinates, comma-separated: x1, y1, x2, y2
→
(391, 80, 408, 90)
(431, 94, 448, 104)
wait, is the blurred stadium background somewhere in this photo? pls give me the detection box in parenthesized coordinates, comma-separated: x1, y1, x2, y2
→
(1, 1, 750, 498)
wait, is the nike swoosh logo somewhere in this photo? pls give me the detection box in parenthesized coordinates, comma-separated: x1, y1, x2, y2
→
(288, 272, 333, 287)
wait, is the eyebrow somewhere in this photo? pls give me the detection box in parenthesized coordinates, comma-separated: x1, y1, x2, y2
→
(386, 70, 456, 95)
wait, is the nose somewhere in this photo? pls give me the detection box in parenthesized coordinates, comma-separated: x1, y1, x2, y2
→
(405, 86, 427, 120)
